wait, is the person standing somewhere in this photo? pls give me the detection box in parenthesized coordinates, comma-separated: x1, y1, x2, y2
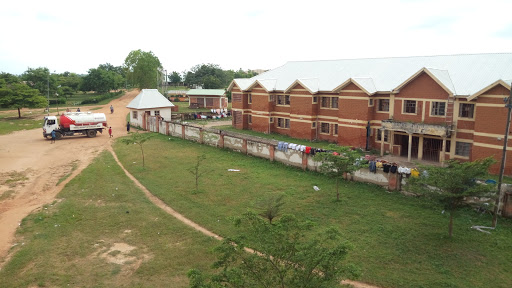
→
(51, 130, 56, 144)
(76, 107, 80, 112)
(108, 126, 113, 138)
(110, 105, 114, 114)
(126, 121, 130, 132)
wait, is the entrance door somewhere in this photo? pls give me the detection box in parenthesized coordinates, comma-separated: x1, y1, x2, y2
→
(422, 137, 443, 162)
(395, 134, 419, 159)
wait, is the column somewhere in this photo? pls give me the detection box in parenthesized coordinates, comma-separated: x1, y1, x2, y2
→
(418, 135, 424, 160)
(380, 129, 385, 156)
(389, 131, 394, 155)
(441, 137, 446, 166)
(408, 133, 413, 162)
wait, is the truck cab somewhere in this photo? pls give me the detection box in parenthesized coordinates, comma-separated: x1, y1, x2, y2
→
(43, 116, 59, 139)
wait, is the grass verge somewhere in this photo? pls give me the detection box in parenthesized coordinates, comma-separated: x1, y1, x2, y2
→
(113, 133, 512, 288)
(0, 150, 217, 287)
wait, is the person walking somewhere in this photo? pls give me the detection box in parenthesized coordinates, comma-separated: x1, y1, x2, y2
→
(76, 107, 80, 112)
(51, 130, 56, 144)
(110, 105, 114, 114)
(108, 126, 113, 138)
(126, 121, 130, 132)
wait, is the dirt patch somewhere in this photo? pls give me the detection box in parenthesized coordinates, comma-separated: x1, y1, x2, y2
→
(0, 90, 139, 268)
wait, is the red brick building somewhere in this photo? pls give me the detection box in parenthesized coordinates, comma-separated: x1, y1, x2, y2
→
(228, 54, 512, 174)
(187, 89, 228, 109)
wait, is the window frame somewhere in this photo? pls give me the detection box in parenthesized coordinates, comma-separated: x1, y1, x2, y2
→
(403, 100, 417, 114)
(248, 93, 252, 104)
(377, 99, 390, 112)
(455, 141, 471, 157)
(376, 129, 389, 142)
(248, 114, 252, 124)
(154, 110, 160, 116)
(312, 96, 318, 104)
(133, 111, 138, 119)
(333, 124, 339, 135)
(459, 103, 475, 119)
(430, 101, 446, 117)
(320, 122, 330, 134)
(368, 99, 374, 107)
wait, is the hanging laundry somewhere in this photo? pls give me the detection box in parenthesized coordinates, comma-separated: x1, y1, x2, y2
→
(383, 163, 391, 173)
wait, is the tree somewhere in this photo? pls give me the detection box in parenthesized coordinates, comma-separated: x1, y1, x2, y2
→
(119, 132, 153, 167)
(0, 79, 47, 118)
(80, 68, 112, 93)
(21, 67, 58, 97)
(406, 157, 496, 237)
(188, 212, 359, 288)
(313, 145, 364, 201)
(189, 154, 208, 192)
(184, 64, 228, 89)
(168, 71, 182, 85)
(124, 49, 162, 89)
(257, 194, 285, 224)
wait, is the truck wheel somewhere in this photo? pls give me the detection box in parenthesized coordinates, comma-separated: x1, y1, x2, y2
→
(87, 130, 97, 138)
(55, 132, 63, 140)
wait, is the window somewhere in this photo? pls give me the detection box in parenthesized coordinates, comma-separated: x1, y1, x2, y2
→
(133, 111, 138, 119)
(331, 97, 338, 108)
(154, 110, 160, 116)
(369, 99, 374, 107)
(269, 117, 274, 123)
(321, 97, 330, 108)
(378, 99, 390, 112)
(248, 93, 252, 104)
(277, 118, 290, 128)
(320, 123, 330, 134)
(403, 100, 416, 114)
(455, 142, 471, 157)
(312, 122, 316, 128)
(312, 96, 318, 103)
(431, 102, 446, 116)
(376, 129, 389, 142)
(277, 95, 290, 105)
(248, 115, 252, 124)
(333, 124, 338, 135)
(269, 94, 274, 102)
(459, 103, 475, 118)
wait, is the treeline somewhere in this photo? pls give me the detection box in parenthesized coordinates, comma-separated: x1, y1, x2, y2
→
(0, 49, 261, 117)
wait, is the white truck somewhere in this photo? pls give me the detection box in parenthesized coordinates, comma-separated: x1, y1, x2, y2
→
(43, 112, 107, 140)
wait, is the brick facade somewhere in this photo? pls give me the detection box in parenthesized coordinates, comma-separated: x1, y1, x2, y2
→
(230, 64, 512, 174)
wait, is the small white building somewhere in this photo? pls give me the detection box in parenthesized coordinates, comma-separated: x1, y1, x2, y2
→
(126, 89, 174, 129)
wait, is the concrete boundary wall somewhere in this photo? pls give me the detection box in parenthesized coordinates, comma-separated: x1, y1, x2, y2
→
(155, 121, 400, 190)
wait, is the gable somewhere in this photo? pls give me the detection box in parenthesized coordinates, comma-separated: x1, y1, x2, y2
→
(397, 72, 449, 99)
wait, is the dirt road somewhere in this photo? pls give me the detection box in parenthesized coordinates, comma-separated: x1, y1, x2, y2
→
(0, 90, 138, 266)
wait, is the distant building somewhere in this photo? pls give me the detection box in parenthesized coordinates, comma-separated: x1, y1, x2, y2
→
(126, 89, 174, 130)
(187, 89, 228, 109)
(228, 53, 512, 174)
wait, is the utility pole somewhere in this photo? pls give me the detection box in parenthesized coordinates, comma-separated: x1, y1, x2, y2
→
(492, 84, 512, 227)
(47, 69, 50, 116)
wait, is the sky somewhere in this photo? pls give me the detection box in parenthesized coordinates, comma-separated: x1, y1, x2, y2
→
(1, 0, 512, 76)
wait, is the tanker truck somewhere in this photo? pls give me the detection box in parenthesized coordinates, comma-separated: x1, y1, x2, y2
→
(43, 112, 107, 140)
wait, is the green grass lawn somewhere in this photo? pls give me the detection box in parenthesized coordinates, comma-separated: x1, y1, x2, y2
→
(2, 132, 511, 287)
(0, 151, 218, 287)
(0, 111, 46, 135)
(113, 134, 512, 288)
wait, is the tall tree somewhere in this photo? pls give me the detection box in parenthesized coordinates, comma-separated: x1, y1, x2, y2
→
(0, 79, 47, 118)
(168, 71, 182, 85)
(314, 145, 365, 202)
(406, 157, 496, 237)
(188, 212, 359, 288)
(184, 63, 228, 89)
(124, 49, 162, 89)
(21, 67, 58, 97)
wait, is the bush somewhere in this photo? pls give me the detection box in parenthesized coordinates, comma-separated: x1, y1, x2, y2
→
(81, 91, 123, 104)
(174, 98, 181, 102)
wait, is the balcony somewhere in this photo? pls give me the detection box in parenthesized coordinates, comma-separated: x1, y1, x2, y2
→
(381, 120, 453, 137)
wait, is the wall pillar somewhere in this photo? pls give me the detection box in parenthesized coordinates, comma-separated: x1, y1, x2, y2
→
(242, 139, 248, 154)
(219, 134, 225, 148)
(389, 131, 394, 155)
(441, 137, 447, 166)
(166, 122, 169, 136)
(269, 145, 275, 162)
(418, 135, 424, 160)
(408, 133, 413, 162)
(302, 153, 308, 170)
(181, 125, 186, 139)
(199, 128, 204, 144)
(380, 129, 385, 156)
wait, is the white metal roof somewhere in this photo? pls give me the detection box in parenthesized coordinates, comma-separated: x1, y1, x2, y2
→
(126, 89, 175, 109)
(232, 53, 512, 97)
(186, 89, 225, 96)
